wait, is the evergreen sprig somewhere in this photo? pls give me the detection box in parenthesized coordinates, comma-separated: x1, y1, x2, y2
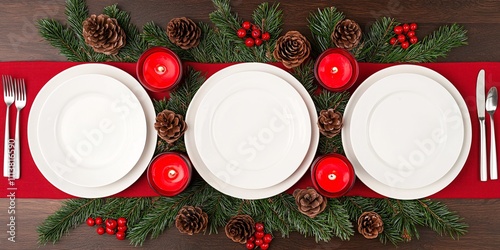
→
(308, 7, 345, 54)
(38, 0, 145, 62)
(37, 199, 104, 245)
(356, 17, 468, 63)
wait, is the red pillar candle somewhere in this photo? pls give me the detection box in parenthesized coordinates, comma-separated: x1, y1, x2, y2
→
(147, 152, 192, 196)
(311, 153, 355, 197)
(314, 48, 359, 92)
(137, 47, 182, 92)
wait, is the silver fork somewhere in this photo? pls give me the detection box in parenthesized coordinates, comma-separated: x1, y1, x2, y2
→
(3, 76, 14, 178)
(13, 79, 26, 179)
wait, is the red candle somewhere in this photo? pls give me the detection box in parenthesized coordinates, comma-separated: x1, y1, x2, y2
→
(311, 153, 355, 197)
(137, 47, 182, 92)
(147, 152, 192, 196)
(314, 48, 358, 91)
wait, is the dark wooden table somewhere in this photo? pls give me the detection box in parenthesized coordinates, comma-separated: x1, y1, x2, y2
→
(1, 0, 500, 249)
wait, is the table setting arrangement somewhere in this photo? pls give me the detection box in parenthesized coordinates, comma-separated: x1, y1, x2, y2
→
(4, 0, 500, 248)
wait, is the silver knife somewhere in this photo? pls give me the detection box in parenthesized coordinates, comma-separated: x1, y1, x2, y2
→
(477, 69, 487, 181)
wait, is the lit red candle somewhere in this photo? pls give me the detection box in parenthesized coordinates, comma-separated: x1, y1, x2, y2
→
(311, 153, 355, 197)
(137, 47, 182, 92)
(147, 152, 192, 196)
(314, 48, 359, 91)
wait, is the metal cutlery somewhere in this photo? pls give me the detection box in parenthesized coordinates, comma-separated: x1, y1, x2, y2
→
(3, 75, 14, 178)
(486, 87, 498, 180)
(13, 78, 26, 179)
(477, 69, 487, 181)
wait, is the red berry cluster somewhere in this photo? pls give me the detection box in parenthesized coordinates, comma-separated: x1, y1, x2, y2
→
(389, 23, 418, 49)
(87, 216, 128, 240)
(236, 21, 271, 47)
(246, 222, 273, 250)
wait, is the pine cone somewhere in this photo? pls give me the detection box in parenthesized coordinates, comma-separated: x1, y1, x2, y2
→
(225, 215, 255, 244)
(167, 17, 201, 49)
(357, 211, 384, 239)
(175, 206, 208, 235)
(332, 19, 362, 50)
(154, 109, 187, 144)
(273, 31, 311, 69)
(293, 188, 327, 218)
(82, 14, 126, 55)
(318, 109, 343, 138)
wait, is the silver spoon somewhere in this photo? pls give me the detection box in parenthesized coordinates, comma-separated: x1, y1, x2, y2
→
(486, 87, 498, 180)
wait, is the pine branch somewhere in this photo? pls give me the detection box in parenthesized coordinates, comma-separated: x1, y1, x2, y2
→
(103, 4, 148, 62)
(96, 197, 153, 227)
(37, 19, 88, 61)
(251, 2, 283, 62)
(418, 199, 468, 239)
(307, 7, 345, 53)
(141, 21, 194, 61)
(166, 68, 205, 117)
(38, 199, 104, 245)
(127, 180, 208, 246)
(64, 0, 101, 61)
(292, 60, 317, 96)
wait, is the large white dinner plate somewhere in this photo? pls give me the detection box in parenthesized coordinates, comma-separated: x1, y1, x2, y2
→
(37, 74, 146, 187)
(194, 71, 311, 189)
(185, 63, 319, 199)
(28, 64, 156, 198)
(350, 73, 464, 189)
(342, 65, 472, 199)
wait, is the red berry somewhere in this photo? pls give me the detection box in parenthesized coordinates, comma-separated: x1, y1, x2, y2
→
(407, 31, 416, 38)
(397, 34, 406, 43)
(255, 222, 265, 232)
(254, 38, 263, 46)
(260, 243, 270, 250)
(263, 234, 273, 243)
(248, 236, 255, 242)
(242, 21, 252, 30)
(393, 25, 403, 34)
(116, 231, 126, 240)
(86, 217, 95, 227)
(402, 23, 410, 33)
(106, 227, 116, 235)
(95, 217, 103, 225)
(117, 217, 127, 227)
(261, 32, 270, 41)
(245, 38, 255, 47)
(117, 226, 128, 232)
(96, 226, 105, 235)
(106, 219, 117, 229)
(246, 242, 255, 249)
(401, 41, 410, 49)
(254, 238, 263, 246)
(389, 37, 397, 45)
(251, 25, 259, 30)
(237, 28, 247, 38)
(255, 231, 265, 239)
(410, 23, 418, 31)
(251, 29, 261, 39)
(409, 36, 418, 44)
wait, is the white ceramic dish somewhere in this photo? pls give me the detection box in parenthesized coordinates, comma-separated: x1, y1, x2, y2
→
(37, 74, 147, 187)
(28, 64, 156, 198)
(185, 63, 319, 199)
(193, 71, 311, 189)
(342, 65, 472, 199)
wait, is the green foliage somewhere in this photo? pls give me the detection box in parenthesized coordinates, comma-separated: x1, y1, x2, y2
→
(308, 7, 345, 54)
(37, 0, 145, 62)
(355, 17, 468, 62)
(37, 199, 104, 245)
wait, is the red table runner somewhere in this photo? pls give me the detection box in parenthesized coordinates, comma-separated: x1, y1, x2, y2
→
(0, 61, 498, 199)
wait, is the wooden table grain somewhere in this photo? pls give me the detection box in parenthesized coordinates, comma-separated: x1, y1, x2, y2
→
(1, 0, 500, 249)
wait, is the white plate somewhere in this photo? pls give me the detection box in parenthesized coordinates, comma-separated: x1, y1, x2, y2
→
(37, 74, 146, 187)
(342, 65, 472, 199)
(350, 73, 464, 189)
(185, 63, 319, 199)
(194, 71, 311, 189)
(28, 64, 157, 198)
